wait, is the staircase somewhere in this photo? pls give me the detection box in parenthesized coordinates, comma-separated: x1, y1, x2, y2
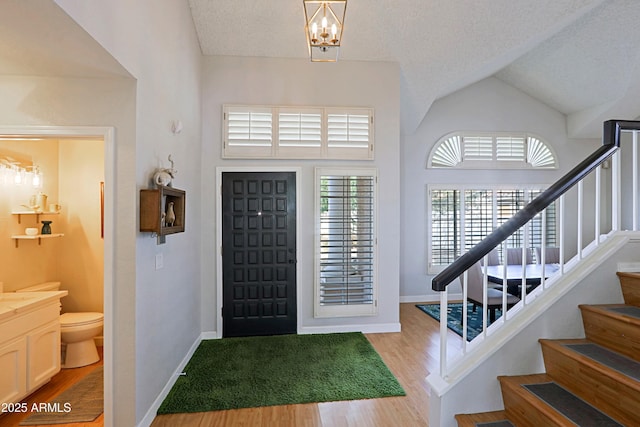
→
(455, 271, 640, 427)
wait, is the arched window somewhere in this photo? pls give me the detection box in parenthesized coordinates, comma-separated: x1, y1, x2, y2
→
(428, 132, 557, 169)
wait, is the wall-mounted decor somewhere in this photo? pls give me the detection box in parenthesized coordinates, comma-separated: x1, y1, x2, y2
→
(140, 185, 186, 239)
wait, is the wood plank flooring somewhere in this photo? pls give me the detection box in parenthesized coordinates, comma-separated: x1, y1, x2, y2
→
(0, 347, 103, 427)
(0, 304, 455, 427)
(152, 303, 461, 427)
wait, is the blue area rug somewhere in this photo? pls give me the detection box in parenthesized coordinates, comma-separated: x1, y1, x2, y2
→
(415, 302, 503, 341)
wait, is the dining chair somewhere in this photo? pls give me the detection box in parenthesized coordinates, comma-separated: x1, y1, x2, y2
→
(480, 248, 501, 266)
(506, 247, 534, 265)
(535, 247, 560, 264)
(465, 262, 520, 322)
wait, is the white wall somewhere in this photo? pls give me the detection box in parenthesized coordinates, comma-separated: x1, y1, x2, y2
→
(201, 56, 401, 334)
(0, 73, 137, 426)
(55, 0, 204, 424)
(400, 77, 602, 301)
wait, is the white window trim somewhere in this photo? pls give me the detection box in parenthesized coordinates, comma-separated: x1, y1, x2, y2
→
(428, 131, 558, 169)
(223, 104, 374, 160)
(314, 167, 378, 318)
(427, 183, 557, 275)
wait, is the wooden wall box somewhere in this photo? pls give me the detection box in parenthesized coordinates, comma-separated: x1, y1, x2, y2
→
(140, 185, 185, 235)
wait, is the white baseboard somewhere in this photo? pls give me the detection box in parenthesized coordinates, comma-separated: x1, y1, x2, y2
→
(137, 335, 204, 427)
(400, 293, 463, 303)
(299, 322, 401, 334)
(200, 331, 218, 340)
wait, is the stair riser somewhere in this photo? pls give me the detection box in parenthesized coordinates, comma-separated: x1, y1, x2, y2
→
(541, 343, 640, 426)
(581, 309, 640, 362)
(619, 275, 640, 306)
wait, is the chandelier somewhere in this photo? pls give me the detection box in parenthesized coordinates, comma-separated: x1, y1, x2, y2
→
(303, 0, 347, 62)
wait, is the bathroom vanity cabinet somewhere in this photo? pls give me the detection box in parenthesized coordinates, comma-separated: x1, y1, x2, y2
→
(0, 291, 67, 406)
(140, 185, 186, 236)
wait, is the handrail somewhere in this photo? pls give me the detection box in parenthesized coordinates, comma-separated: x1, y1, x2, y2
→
(432, 119, 640, 292)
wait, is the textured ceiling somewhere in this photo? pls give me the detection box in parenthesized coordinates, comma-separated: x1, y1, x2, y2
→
(189, 0, 640, 137)
(2, 1, 639, 138)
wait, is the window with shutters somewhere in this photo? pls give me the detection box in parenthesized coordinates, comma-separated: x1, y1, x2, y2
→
(315, 168, 377, 317)
(223, 105, 374, 160)
(428, 132, 557, 169)
(428, 185, 557, 274)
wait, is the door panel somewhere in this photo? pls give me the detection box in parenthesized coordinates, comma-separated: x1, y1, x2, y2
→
(222, 172, 296, 337)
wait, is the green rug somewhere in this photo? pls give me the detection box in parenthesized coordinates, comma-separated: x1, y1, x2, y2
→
(416, 302, 503, 341)
(157, 332, 405, 414)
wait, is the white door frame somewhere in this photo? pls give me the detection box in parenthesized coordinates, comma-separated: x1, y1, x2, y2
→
(0, 125, 115, 423)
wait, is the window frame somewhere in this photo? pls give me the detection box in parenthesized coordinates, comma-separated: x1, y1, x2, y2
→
(427, 184, 558, 274)
(428, 131, 557, 169)
(314, 167, 378, 318)
(223, 105, 374, 160)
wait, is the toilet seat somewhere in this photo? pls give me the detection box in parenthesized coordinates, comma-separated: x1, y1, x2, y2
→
(61, 312, 104, 327)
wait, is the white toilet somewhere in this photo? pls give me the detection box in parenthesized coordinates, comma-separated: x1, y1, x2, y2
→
(17, 282, 103, 369)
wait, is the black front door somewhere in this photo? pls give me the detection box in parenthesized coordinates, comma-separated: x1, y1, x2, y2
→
(222, 172, 297, 337)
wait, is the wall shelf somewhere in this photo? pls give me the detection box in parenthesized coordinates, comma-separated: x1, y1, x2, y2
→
(140, 185, 186, 237)
(12, 211, 60, 224)
(11, 234, 64, 248)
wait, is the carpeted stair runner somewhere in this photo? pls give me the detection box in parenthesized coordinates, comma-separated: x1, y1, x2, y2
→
(606, 305, 640, 318)
(564, 342, 640, 380)
(523, 382, 623, 427)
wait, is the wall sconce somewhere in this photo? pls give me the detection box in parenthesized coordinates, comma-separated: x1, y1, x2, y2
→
(0, 157, 43, 188)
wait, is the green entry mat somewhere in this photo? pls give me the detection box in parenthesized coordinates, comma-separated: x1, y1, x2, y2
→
(158, 332, 405, 414)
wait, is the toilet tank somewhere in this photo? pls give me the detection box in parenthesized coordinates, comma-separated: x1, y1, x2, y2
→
(16, 282, 61, 292)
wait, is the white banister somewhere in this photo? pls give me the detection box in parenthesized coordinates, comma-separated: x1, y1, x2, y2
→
(595, 166, 601, 244)
(434, 125, 640, 380)
(577, 180, 583, 259)
(612, 150, 621, 230)
(634, 131, 638, 231)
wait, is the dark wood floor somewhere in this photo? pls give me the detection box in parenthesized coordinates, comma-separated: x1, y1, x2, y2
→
(0, 304, 455, 427)
(0, 347, 104, 427)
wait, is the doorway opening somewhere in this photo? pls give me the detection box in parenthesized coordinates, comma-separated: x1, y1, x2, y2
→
(0, 126, 114, 424)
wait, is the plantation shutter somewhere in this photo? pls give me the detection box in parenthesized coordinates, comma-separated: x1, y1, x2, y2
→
(223, 106, 273, 157)
(496, 136, 526, 161)
(429, 187, 557, 272)
(316, 169, 377, 317)
(277, 108, 323, 157)
(463, 136, 493, 161)
(326, 109, 374, 159)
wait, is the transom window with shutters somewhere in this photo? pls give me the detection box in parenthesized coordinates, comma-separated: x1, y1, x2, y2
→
(315, 168, 378, 318)
(428, 186, 557, 274)
(223, 105, 374, 160)
(428, 132, 557, 169)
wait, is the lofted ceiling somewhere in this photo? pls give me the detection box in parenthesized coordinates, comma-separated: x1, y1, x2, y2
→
(188, 0, 640, 138)
(2, 1, 640, 139)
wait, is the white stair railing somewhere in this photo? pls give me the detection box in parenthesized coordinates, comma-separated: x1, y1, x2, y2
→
(433, 121, 640, 379)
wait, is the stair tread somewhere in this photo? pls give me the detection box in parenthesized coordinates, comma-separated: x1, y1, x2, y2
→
(500, 374, 625, 427)
(541, 339, 640, 383)
(564, 342, 640, 381)
(580, 304, 640, 322)
(455, 410, 513, 427)
(522, 381, 623, 426)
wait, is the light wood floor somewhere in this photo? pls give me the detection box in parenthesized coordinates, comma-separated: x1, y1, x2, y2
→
(0, 347, 104, 427)
(0, 305, 457, 427)
(152, 304, 462, 427)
